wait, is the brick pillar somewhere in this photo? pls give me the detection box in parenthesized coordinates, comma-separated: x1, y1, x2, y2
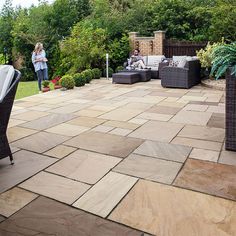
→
(154, 31, 165, 55)
(129, 32, 138, 53)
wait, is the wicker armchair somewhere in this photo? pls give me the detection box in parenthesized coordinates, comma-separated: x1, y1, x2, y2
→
(159, 60, 201, 89)
(0, 69, 21, 164)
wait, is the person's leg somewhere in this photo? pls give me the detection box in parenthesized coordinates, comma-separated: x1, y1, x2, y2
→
(137, 60, 146, 69)
(36, 70, 43, 91)
(42, 68, 48, 80)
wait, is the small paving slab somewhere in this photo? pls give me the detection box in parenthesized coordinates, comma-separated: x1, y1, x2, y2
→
(20, 113, 76, 131)
(65, 131, 143, 158)
(174, 159, 236, 201)
(207, 113, 225, 129)
(67, 116, 106, 128)
(178, 125, 225, 142)
(134, 140, 191, 163)
(0, 150, 56, 193)
(103, 120, 140, 130)
(147, 105, 181, 115)
(114, 154, 182, 184)
(109, 180, 236, 236)
(189, 148, 219, 162)
(7, 126, 38, 142)
(46, 150, 121, 184)
(12, 132, 70, 153)
(0, 188, 38, 217)
(73, 172, 138, 217)
(0, 196, 143, 236)
(44, 145, 76, 159)
(128, 121, 184, 142)
(219, 151, 236, 166)
(12, 110, 49, 121)
(20, 172, 90, 204)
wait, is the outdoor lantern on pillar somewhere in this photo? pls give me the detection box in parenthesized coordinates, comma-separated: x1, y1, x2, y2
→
(150, 40, 154, 52)
(135, 41, 139, 49)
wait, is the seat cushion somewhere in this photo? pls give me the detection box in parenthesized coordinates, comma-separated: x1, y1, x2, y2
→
(0, 65, 15, 103)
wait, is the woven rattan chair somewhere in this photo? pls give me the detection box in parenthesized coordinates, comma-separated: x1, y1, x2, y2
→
(0, 69, 21, 164)
(159, 60, 201, 89)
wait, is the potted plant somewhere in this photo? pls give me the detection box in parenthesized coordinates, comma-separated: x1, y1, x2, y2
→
(51, 76, 61, 89)
(211, 42, 236, 151)
(41, 80, 50, 92)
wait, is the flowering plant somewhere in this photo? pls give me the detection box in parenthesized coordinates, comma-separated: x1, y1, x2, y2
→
(51, 76, 61, 85)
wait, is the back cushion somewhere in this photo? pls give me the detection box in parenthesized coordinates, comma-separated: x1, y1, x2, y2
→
(148, 55, 165, 66)
(173, 56, 187, 63)
(0, 65, 15, 102)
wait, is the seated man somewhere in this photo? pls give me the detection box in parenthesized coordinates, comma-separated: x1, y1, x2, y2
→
(127, 49, 147, 69)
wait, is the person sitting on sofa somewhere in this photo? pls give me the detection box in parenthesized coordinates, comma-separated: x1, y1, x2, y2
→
(128, 49, 147, 69)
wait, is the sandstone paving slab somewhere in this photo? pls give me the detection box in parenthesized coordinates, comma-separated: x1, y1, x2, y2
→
(207, 105, 225, 114)
(12, 132, 70, 153)
(12, 111, 49, 121)
(189, 101, 219, 106)
(7, 126, 38, 142)
(109, 180, 236, 236)
(73, 172, 138, 217)
(7, 119, 26, 128)
(146, 105, 181, 115)
(126, 96, 165, 104)
(170, 110, 212, 126)
(19, 113, 76, 131)
(109, 128, 133, 136)
(134, 140, 191, 163)
(65, 131, 143, 158)
(154, 101, 187, 108)
(149, 91, 182, 98)
(219, 151, 236, 166)
(113, 154, 182, 184)
(91, 125, 114, 133)
(128, 118, 148, 125)
(20, 172, 90, 204)
(178, 125, 225, 142)
(207, 113, 225, 129)
(0, 215, 5, 223)
(183, 104, 208, 112)
(0, 188, 38, 217)
(123, 90, 151, 97)
(74, 109, 106, 117)
(122, 102, 153, 111)
(189, 148, 219, 162)
(0, 197, 143, 236)
(67, 116, 106, 128)
(172, 137, 222, 151)
(44, 145, 76, 159)
(46, 149, 121, 184)
(49, 103, 89, 114)
(136, 112, 173, 122)
(128, 121, 184, 142)
(0, 150, 56, 193)
(45, 123, 90, 137)
(99, 108, 143, 122)
(103, 120, 140, 130)
(174, 159, 236, 201)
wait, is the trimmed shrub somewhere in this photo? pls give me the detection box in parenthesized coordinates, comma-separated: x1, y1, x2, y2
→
(103, 67, 114, 77)
(115, 66, 124, 72)
(86, 69, 95, 80)
(60, 75, 75, 89)
(82, 69, 93, 83)
(73, 73, 86, 87)
(92, 68, 102, 79)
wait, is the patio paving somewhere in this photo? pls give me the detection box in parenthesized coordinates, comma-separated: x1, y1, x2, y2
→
(0, 79, 236, 235)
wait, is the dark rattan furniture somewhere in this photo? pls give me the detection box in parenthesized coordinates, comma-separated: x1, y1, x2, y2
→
(159, 60, 201, 89)
(112, 72, 140, 84)
(0, 69, 21, 164)
(225, 68, 236, 151)
(119, 69, 151, 82)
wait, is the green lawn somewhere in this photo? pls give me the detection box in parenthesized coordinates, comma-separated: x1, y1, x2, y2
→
(15, 81, 54, 100)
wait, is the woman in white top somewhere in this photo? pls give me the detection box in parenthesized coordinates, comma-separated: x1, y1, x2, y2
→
(32, 43, 48, 91)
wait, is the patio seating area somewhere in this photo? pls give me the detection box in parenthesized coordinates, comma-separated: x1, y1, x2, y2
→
(0, 78, 235, 235)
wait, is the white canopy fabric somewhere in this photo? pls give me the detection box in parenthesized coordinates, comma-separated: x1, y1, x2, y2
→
(0, 65, 15, 103)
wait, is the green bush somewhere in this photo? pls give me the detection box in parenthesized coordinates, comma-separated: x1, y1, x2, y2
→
(86, 69, 95, 80)
(60, 75, 75, 89)
(73, 73, 86, 87)
(20, 67, 35, 81)
(82, 69, 93, 83)
(115, 66, 124, 72)
(103, 67, 114, 77)
(92, 68, 102, 79)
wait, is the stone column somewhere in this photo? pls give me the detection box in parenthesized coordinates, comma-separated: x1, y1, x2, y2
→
(154, 31, 166, 55)
(129, 32, 138, 53)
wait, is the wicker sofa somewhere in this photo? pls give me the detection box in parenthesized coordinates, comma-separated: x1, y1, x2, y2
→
(159, 57, 201, 89)
(0, 66, 21, 164)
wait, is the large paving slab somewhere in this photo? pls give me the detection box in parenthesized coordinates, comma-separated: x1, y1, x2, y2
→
(113, 154, 182, 184)
(67, 116, 106, 128)
(134, 140, 191, 163)
(0, 188, 38, 217)
(0, 150, 56, 193)
(73, 172, 138, 217)
(65, 131, 143, 158)
(19, 113, 76, 130)
(109, 180, 236, 236)
(178, 125, 225, 142)
(0, 196, 144, 236)
(170, 110, 212, 125)
(7, 126, 38, 142)
(44, 145, 76, 159)
(146, 105, 181, 115)
(128, 120, 184, 142)
(12, 131, 70, 153)
(207, 113, 225, 129)
(103, 120, 140, 130)
(174, 159, 236, 201)
(20, 171, 90, 204)
(12, 110, 49, 121)
(46, 150, 121, 184)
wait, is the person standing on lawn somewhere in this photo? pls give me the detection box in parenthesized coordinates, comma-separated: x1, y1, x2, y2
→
(32, 42, 48, 91)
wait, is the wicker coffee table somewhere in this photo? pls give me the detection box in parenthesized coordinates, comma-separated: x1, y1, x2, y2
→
(112, 72, 141, 84)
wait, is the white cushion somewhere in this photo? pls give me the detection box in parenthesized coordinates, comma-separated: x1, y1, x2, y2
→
(147, 55, 165, 66)
(143, 56, 148, 65)
(177, 59, 187, 68)
(0, 65, 15, 103)
(173, 56, 187, 63)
